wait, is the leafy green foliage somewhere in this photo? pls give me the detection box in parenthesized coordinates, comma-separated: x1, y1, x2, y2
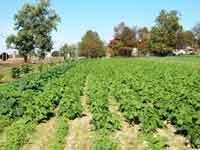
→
(149, 10, 183, 55)
(95, 131, 117, 150)
(60, 43, 78, 59)
(1, 58, 200, 149)
(51, 51, 60, 57)
(87, 74, 121, 132)
(109, 22, 137, 56)
(79, 30, 105, 58)
(11, 67, 21, 78)
(58, 64, 86, 120)
(0, 61, 79, 149)
(6, 0, 60, 62)
(145, 134, 168, 150)
(107, 58, 200, 147)
(21, 64, 33, 74)
(0, 62, 74, 125)
(59, 94, 83, 120)
(4, 119, 36, 150)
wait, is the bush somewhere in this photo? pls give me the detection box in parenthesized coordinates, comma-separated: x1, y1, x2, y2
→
(4, 119, 36, 150)
(11, 67, 21, 78)
(21, 64, 33, 74)
(52, 51, 60, 57)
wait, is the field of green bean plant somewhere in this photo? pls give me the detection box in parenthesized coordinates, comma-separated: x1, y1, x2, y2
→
(0, 57, 200, 150)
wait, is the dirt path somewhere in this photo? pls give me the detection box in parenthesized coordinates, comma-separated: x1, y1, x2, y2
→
(22, 114, 58, 150)
(157, 123, 191, 150)
(110, 98, 147, 150)
(64, 78, 94, 150)
(0, 129, 7, 150)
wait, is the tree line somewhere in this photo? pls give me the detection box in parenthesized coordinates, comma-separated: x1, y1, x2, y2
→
(6, 0, 200, 62)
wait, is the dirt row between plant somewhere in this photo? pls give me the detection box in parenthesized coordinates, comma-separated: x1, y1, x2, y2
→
(64, 78, 94, 150)
(21, 77, 94, 150)
(156, 123, 191, 150)
(22, 114, 58, 150)
(109, 97, 194, 150)
(0, 128, 7, 150)
(109, 98, 147, 150)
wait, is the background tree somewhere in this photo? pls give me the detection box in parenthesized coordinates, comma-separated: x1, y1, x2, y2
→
(60, 43, 78, 59)
(109, 22, 137, 56)
(6, 0, 60, 62)
(175, 30, 186, 49)
(6, 30, 35, 62)
(149, 10, 183, 56)
(137, 27, 149, 55)
(79, 30, 105, 58)
(51, 51, 60, 57)
(193, 23, 200, 48)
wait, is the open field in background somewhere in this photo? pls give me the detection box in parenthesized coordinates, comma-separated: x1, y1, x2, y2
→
(148, 56, 200, 65)
(0, 57, 64, 83)
(0, 57, 64, 64)
(0, 56, 200, 150)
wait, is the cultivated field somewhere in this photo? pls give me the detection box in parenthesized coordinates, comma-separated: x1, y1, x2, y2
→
(0, 57, 200, 150)
(0, 57, 64, 83)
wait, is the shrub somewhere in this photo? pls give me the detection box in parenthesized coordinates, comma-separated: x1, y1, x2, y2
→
(11, 67, 21, 78)
(21, 64, 33, 74)
(51, 51, 60, 57)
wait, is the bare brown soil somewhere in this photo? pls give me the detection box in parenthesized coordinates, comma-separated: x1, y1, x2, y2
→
(64, 78, 94, 150)
(22, 117, 57, 150)
(110, 98, 147, 150)
(157, 123, 192, 150)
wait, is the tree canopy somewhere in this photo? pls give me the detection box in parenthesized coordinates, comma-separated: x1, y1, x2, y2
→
(6, 0, 60, 62)
(149, 10, 183, 55)
(109, 22, 137, 56)
(79, 30, 105, 58)
(60, 43, 78, 59)
(137, 27, 150, 55)
(193, 23, 200, 48)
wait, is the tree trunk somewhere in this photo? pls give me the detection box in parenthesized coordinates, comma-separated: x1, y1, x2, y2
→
(24, 55, 28, 63)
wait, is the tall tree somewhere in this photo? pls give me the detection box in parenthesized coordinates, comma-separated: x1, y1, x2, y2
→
(6, 0, 60, 62)
(149, 10, 183, 56)
(79, 30, 105, 58)
(109, 22, 137, 56)
(137, 27, 149, 55)
(193, 23, 200, 48)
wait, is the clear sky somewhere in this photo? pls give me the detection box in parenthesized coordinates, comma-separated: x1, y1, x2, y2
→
(0, 0, 200, 53)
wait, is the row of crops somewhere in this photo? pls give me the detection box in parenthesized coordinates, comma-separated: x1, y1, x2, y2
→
(0, 58, 200, 149)
(85, 58, 200, 149)
(0, 60, 88, 150)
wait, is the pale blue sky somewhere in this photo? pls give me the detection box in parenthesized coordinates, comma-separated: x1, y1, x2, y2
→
(0, 0, 200, 53)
